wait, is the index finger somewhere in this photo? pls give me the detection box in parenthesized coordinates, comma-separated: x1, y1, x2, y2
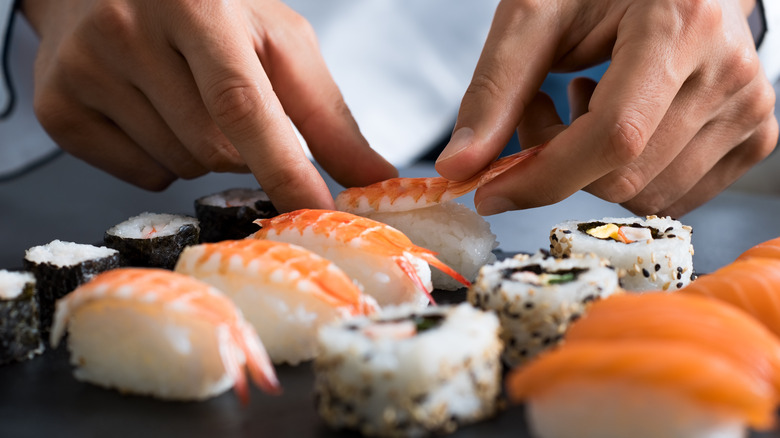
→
(473, 7, 697, 214)
(435, 1, 559, 181)
(173, 11, 334, 213)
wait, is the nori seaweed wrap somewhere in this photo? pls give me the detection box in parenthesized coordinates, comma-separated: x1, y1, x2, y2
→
(104, 212, 200, 269)
(0, 270, 44, 364)
(195, 188, 278, 242)
(23, 240, 120, 341)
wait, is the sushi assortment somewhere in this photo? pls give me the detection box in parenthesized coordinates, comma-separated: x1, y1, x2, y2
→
(549, 216, 694, 291)
(8, 175, 780, 438)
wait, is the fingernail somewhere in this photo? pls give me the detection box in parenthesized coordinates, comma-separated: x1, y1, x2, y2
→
(436, 127, 474, 164)
(476, 196, 517, 216)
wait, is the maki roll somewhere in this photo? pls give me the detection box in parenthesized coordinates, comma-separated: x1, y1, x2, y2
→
(104, 212, 199, 269)
(549, 216, 694, 291)
(314, 303, 502, 437)
(468, 251, 620, 366)
(0, 270, 44, 364)
(358, 201, 498, 291)
(24, 240, 120, 340)
(195, 188, 278, 242)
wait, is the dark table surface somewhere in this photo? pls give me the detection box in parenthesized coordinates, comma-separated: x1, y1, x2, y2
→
(3, 154, 780, 437)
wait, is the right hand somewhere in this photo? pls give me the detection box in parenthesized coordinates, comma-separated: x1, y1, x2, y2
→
(21, 0, 397, 212)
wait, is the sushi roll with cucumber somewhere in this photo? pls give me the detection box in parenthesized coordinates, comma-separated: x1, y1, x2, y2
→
(314, 303, 502, 437)
(468, 251, 620, 366)
(195, 188, 278, 242)
(0, 270, 44, 364)
(24, 240, 120, 340)
(549, 216, 694, 291)
(104, 212, 200, 269)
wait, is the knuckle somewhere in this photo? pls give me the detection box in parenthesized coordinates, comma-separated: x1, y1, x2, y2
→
(678, 0, 722, 31)
(592, 169, 645, 204)
(466, 65, 512, 103)
(33, 91, 72, 137)
(605, 116, 647, 168)
(207, 82, 265, 132)
(717, 46, 761, 93)
(87, 1, 138, 46)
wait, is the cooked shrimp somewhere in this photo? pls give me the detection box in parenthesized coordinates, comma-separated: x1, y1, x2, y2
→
(175, 239, 379, 364)
(335, 144, 545, 214)
(251, 209, 470, 306)
(51, 268, 280, 404)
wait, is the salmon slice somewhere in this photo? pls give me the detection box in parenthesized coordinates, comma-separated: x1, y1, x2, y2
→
(506, 341, 776, 430)
(737, 237, 780, 261)
(681, 258, 780, 337)
(566, 293, 780, 393)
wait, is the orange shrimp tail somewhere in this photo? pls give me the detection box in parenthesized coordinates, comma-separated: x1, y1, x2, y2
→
(444, 142, 546, 198)
(419, 252, 471, 288)
(236, 324, 282, 396)
(395, 256, 436, 305)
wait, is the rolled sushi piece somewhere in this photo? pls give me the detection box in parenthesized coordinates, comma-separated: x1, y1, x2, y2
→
(0, 270, 44, 364)
(23, 240, 120, 340)
(104, 212, 200, 269)
(50, 268, 280, 402)
(175, 239, 379, 365)
(467, 251, 620, 366)
(506, 341, 776, 438)
(358, 201, 498, 291)
(195, 188, 278, 242)
(314, 303, 502, 437)
(549, 216, 694, 291)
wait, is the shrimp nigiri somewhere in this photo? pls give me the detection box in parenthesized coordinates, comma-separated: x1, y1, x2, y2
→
(680, 257, 780, 337)
(51, 268, 280, 403)
(333, 145, 544, 291)
(506, 342, 776, 438)
(175, 239, 379, 364)
(251, 209, 469, 307)
(566, 293, 780, 393)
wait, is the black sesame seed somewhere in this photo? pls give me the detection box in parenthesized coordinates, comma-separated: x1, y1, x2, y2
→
(569, 313, 581, 323)
(551, 234, 559, 242)
(665, 226, 674, 232)
(582, 294, 597, 303)
(642, 268, 650, 278)
(677, 272, 682, 280)
(677, 267, 683, 273)
(654, 264, 661, 271)
(667, 234, 676, 239)
(531, 331, 541, 338)
(676, 282, 683, 289)
(524, 302, 534, 309)
(542, 337, 552, 346)
(562, 229, 572, 234)
(520, 349, 528, 356)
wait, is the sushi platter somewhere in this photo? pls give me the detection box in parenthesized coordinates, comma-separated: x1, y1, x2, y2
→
(4, 154, 780, 437)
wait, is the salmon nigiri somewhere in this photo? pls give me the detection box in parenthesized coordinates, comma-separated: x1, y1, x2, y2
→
(566, 293, 780, 393)
(51, 268, 279, 404)
(680, 257, 780, 337)
(506, 342, 776, 438)
(737, 237, 780, 261)
(251, 209, 469, 307)
(175, 239, 379, 365)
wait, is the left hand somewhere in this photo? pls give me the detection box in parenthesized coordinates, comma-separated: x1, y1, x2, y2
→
(435, 0, 778, 217)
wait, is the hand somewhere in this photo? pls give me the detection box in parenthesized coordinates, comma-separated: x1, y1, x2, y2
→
(435, 0, 778, 217)
(21, 0, 397, 212)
